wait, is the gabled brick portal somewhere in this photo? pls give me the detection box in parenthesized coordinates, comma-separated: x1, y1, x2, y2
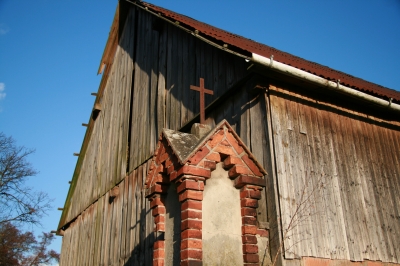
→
(145, 120, 267, 266)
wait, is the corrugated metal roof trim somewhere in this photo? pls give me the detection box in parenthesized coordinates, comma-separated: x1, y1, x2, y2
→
(140, 1, 400, 103)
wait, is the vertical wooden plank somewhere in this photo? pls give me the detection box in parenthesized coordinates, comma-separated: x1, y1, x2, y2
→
(351, 117, 381, 261)
(114, 183, 124, 265)
(101, 192, 110, 265)
(157, 22, 167, 137)
(262, 92, 282, 265)
(141, 12, 151, 163)
(378, 125, 400, 261)
(149, 25, 160, 154)
(120, 179, 128, 265)
(204, 42, 213, 109)
(327, 109, 361, 261)
(165, 23, 172, 130)
(368, 122, 397, 262)
(181, 30, 190, 125)
(124, 173, 133, 263)
(132, 168, 141, 264)
(269, 91, 296, 259)
(187, 33, 197, 122)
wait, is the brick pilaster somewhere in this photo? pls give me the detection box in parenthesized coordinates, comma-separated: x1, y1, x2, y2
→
(240, 184, 263, 265)
(150, 196, 166, 266)
(178, 176, 204, 265)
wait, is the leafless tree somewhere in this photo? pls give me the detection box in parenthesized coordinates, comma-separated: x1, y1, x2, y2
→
(0, 132, 51, 226)
(271, 174, 327, 266)
(0, 222, 59, 266)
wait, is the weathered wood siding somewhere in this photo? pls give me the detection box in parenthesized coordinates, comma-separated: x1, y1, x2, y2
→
(60, 5, 250, 265)
(60, 161, 154, 266)
(62, 10, 135, 224)
(65, 5, 248, 226)
(60, 4, 400, 265)
(128, 8, 248, 171)
(269, 85, 400, 263)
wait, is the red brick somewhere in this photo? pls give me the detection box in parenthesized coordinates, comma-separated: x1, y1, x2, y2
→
(206, 152, 221, 162)
(181, 261, 203, 266)
(249, 190, 262, 199)
(214, 145, 236, 157)
(242, 216, 257, 225)
(179, 190, 203, 202)
(154, 144, 165, 164)
(229, 165, 252, 179)
(152, 206, 166, 216)
(203, 160, 216, 170)
(154, 215, 165, 224)
(182, 210, 202, 220)
(150, 198, 165, 209)
(240, 189, 250, 199)
(207, 130, 224, 148)
(241, 198, 258, 208)
(243, 244, 258, 254)
(242, 235, 257, 244)
(257, 229, 269, 237)
(240, 189, 262, 199)
(176, 165, 211, 179)
(182, 200, 202, 211)
(154, 174, 168, 184)
(364, 262, 385, 266)
(181, 239, 202, 249)
(156, 223, 165, 232)
(154, 240, 165, 249)
(148, 184, 168, 196)
(241, 154, 263, 177)
(226, 131, 244, 154)
(159, 163, 167, 173)
(181, 229, 202, 240)
(181, 249, 202, 261)
(177, 180, 204, 193)
(241, 207, 257, 217)
(153, 259, 164, 266)
(302, 257, 330, 266)
(153, 249, 165, 259)
(188, 146, 210, 165)
(242, 225, 257, 235)
(164, 157, 173, 169)
(167, 165, 175, 176)
(223, 155, 243, 169)
(181, 219, 202, 230)
(159, 152, 169, 163)
(243, 253, 259, 263)
(234, 175, 266, 188)
(221, 139, 232, 146)
(169, 170, 178, 181)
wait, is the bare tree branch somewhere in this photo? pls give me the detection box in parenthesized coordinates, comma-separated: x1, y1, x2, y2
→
(0, 132, 51, 226)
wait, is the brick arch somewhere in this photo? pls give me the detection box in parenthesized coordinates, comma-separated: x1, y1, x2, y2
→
(145, 120, 267, 265)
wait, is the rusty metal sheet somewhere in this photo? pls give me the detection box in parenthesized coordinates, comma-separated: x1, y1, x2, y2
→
(139, 1, 400, 103)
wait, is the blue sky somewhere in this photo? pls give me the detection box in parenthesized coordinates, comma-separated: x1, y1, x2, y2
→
(0, 0, 399, 255)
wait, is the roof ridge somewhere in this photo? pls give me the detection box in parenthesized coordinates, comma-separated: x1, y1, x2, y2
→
(136, 0, 400, 103)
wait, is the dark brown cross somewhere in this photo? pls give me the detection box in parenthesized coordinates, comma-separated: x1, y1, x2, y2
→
(190, 78, 214, 124)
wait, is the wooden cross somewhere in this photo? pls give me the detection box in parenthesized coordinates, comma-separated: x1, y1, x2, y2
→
(190, 78, 213, 124)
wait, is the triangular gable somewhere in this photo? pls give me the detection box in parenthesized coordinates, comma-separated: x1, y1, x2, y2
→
(145, 119, 267, 193)
(145, 120, 269, 265)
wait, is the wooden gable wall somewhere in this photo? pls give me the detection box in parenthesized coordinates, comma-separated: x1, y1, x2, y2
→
(59, 3, 400, 266)
(59, 6, 252, 266)
(268, 84, 400, 263)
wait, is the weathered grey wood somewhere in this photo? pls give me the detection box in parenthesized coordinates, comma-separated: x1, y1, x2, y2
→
(156, 22, 167, 138)
(60, 5, 400, 266)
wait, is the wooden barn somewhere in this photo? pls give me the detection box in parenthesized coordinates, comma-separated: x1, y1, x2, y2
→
(57, 1, 400, 265)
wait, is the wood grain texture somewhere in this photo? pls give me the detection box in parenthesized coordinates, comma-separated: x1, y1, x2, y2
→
(269, 86, 400, 263)
(60, 160, 153, 266)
